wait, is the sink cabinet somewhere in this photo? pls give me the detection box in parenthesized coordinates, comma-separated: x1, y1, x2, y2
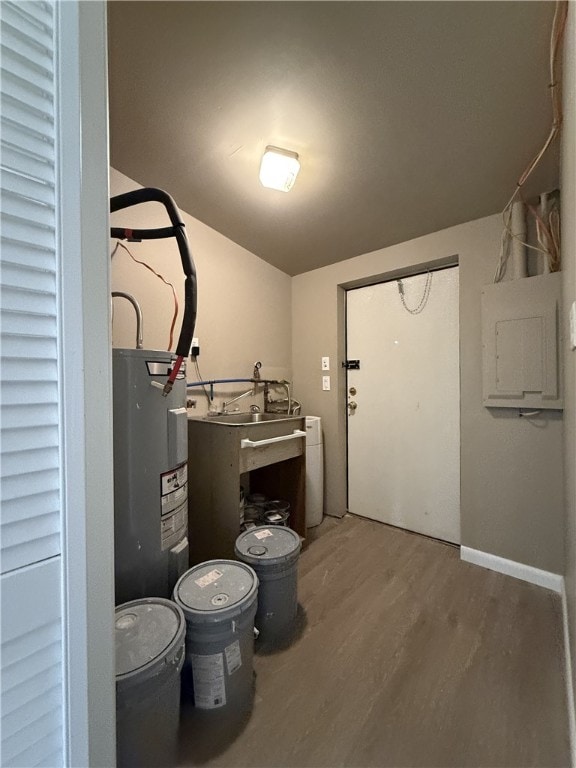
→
(187, 416, 306, 564)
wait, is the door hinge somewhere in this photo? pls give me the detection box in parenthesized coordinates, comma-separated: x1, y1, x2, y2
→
(342, 360, 360, 370)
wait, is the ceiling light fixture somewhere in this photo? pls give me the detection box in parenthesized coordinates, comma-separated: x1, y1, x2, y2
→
(259, 145, 300, 192)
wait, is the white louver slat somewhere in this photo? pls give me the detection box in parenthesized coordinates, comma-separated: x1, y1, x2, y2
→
(1, 560, 63, 768)
(1, 0, 59, 574)
(1, 2, 65, 766)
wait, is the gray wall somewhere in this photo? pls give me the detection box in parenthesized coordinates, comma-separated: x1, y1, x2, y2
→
(292, 213, 564, 574)
(561, 0, 576, 719)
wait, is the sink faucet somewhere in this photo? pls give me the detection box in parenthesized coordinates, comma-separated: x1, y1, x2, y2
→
(222, 388, 254, 413)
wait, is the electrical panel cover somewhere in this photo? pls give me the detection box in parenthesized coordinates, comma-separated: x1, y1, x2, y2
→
(481, 272, 562, 410)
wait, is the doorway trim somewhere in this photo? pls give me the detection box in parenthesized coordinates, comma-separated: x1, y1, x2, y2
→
(58, 3, 116, 765)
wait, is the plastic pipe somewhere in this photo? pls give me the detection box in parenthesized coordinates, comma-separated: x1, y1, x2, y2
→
(539, 192, 551, 274)
(186, 378, 288, 388)
(186, 378, 254, 388)
(508, 201, 527, 280)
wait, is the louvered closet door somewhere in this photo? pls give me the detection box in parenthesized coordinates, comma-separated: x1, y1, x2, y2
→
(1, 2, 65, 766)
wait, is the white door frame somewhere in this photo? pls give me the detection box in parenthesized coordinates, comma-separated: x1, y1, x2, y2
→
(58, 3, 116, 765)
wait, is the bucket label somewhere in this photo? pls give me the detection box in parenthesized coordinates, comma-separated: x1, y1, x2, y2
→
(225, 640, 242, 675)
(190, 652, 226, 709)
(254, 529, 273, 540)
(194, 568, 224, 588)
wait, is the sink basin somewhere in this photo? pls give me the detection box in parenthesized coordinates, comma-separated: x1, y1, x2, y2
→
(203, 412, 295, 425)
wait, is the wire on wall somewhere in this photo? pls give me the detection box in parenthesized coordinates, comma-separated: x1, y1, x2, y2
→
(192, 356, 212, 405)
(111, 240, 179, 350)
(493, 0, 568, 283)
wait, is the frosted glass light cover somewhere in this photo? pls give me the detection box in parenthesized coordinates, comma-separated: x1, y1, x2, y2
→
(259, 146, 300, 192)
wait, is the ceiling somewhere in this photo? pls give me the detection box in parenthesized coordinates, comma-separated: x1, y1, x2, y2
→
(108, 1, 558, 276)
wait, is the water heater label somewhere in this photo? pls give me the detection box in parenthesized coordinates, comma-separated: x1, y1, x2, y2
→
(160, 463, 188, 516)
(190, 652, 226, 709)
(160, 502, 187, 551)
(161, 463, 187, 496)
(146, 360, 187, 379)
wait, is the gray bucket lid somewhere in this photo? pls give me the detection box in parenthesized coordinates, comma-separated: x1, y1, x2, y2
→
(235, 526, 301, 566)
(115, 598, 185, 685)
(173, 560, 258, 624)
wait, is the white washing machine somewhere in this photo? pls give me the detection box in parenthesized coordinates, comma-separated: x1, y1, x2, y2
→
(305, 416, 324, 527)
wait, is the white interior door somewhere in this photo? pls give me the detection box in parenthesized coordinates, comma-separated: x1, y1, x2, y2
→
(346, 268, 460, 543)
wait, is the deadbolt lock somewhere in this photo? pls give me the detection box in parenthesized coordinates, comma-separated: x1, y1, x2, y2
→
(349, 387, 357, 396)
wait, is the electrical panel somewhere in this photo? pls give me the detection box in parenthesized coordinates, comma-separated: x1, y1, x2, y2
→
(481, 272, 562, 410)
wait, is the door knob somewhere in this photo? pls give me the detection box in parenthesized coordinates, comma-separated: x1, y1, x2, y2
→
(348, 401, 358, 411)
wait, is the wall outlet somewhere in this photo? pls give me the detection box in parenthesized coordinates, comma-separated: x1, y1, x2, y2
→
(191, 337, 200, 357)
(322, 375, 331, 391)
(322, 356, 330, 371)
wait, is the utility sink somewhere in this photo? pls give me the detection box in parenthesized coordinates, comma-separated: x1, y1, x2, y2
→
(188, 410, 306, 562)
(203, 412, 295, 425)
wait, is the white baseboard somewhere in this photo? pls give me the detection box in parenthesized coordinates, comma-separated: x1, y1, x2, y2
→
(460, 546, 563, 593)
(461, 546, 575, 765)
(561, 582, 576, 768)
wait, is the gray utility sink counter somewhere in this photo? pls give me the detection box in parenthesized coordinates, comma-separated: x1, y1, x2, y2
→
(187, 414, 306, 564)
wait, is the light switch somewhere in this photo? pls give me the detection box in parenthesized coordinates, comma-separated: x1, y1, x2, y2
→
(321, 356, 330, 371)
(570, 301, 576, 350)
(322, 375, 331, 391)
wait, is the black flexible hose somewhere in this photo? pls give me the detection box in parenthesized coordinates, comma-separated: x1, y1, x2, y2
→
(110, 188, 197, 357)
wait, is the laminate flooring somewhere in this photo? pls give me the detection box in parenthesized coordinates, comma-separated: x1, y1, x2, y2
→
(179, 514, 570, 767)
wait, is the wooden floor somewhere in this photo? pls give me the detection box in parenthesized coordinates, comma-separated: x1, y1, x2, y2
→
(179, 515, 570, 767)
